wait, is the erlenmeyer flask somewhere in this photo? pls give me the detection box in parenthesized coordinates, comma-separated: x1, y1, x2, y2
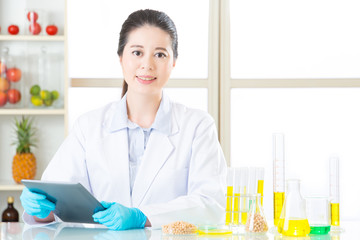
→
(278, 179, 310, 237)
(245, 194, 268, 233)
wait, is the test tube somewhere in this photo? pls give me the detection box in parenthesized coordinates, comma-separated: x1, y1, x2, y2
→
(240, 167, 249, 225)
(233, 168, 241, 225)
(273, 133, 285, 227)
(256, 167, 265, 206)
(226, 167, 234, 226)
(329, 156, 340, 227)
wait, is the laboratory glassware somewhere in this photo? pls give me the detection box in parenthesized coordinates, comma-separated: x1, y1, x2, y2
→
(245, 193, 268, 233)
(240, 167, 249, 225)
(225, 167, 234, 226)
(278, 179, 310, 237)
(256, 167, 265, 206)
(305, 197, 331, 234)
(233, 168, 241, 225)
(329, 156, 343, 233)
(273, 133, 285, 227)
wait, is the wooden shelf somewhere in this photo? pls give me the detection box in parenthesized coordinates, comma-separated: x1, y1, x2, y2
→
(0, 181, 24, 191)
(0, 35, 65, 41)
(0, 108, 65, 115)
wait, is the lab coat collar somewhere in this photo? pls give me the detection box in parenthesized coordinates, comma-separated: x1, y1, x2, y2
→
(108, 92, 178, 136)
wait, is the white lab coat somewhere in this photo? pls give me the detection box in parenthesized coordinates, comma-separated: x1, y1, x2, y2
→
(40, 94, 227, 228)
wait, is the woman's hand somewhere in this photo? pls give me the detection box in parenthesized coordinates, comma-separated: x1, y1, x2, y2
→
(92, 201, 147, 230)
(20, 187, 56, 220)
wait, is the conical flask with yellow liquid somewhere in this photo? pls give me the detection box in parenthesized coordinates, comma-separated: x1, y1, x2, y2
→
(278, 179, 310, 237)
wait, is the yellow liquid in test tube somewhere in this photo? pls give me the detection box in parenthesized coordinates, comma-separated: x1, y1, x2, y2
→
(233, 193, 240, 225)
(278, 218, 310, 237)
(225, 186, 233, 225)
(257, 180, 264, 206)
(240, 188, 247, 225)
(331, 203, 340, 226)
(273, 192, 285, 226)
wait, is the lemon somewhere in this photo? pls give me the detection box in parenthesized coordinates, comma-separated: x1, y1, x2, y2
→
(30, 85, 41, 96)
(31, 95, 43, 106)
(40, 90, 51, 101)
(51, 90, 59, 100)
(44, 99, 53, 106)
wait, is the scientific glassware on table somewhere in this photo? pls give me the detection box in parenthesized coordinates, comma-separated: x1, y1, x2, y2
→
(245, 193, 268, 234)
(329, 156, 344, 233)
(226, 167, 234, 226)
(278, 179, 310, 237)
(305, 196, 331, 234)
(273, 133, 285, 228)
(256, 167, 265, 206)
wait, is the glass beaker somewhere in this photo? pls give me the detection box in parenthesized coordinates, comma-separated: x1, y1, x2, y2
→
(245, 194, 268, 234)
(305, 197, 331, 234)
(278, 179, 310, 237)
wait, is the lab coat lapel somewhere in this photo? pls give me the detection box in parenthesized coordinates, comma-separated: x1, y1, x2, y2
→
(103, 129, 131, 207)
(131, 131, 174, 207)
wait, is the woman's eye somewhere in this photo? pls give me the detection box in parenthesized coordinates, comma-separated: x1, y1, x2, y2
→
(132, 51, 142, 56)
(155, 52, 167, 58)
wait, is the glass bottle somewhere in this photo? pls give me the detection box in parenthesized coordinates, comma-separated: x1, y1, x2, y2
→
(245, 194, 268, 233)
(278, 179, 310, 237)
(0, 47, 23, 108)
(31, 46, 61, 108)
(2, 196, 19, 222)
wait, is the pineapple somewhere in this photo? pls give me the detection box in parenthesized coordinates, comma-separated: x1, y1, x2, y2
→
(12, 116, 37, 184)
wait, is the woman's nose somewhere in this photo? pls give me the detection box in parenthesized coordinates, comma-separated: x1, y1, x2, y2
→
(141, 56, 154, 70)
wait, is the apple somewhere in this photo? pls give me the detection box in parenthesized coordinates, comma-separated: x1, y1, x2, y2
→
(0, 77, 10, 92)
(46, 25, 58, 35)
(8, 25, 19, 35)
(6, 67, 22, 82)
(7, 89, 21, 104)
(27, 11, 39, 22)
(0, 91, 7, 106)
(29, 23, 41, 35)
(0, 61, 6, 75)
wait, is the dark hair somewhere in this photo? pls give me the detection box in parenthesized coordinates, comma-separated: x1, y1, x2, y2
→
(117, 9, 178, 97)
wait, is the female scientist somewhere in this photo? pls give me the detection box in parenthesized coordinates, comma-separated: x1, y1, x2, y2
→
(20, 9, 227, 230)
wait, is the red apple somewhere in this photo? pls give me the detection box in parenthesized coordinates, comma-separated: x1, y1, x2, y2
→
(0, 91, 7, 106)
(0, 61, 6, 75)
(6, 67, 22, 82)
(0, 77, 10, 92)
(7, 89, 21, 104)
(27, 11, 39, 22)
(46, 25, 58, 35)
(8, 25, 19, 35)
(29, 23, 41, 35)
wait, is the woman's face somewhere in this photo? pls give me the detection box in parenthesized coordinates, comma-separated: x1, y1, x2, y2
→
(120, 25, 176, 97)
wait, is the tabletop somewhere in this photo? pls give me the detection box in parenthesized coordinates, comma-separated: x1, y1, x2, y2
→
(0, 221, 357, 240)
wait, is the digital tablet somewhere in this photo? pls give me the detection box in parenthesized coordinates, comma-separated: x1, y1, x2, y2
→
(22, 180, 105, 224)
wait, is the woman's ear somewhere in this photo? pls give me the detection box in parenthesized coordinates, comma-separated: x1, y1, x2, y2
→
(172, 59, 176, 68)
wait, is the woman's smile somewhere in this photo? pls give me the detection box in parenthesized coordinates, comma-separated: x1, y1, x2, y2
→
(136, 75, 157, 84)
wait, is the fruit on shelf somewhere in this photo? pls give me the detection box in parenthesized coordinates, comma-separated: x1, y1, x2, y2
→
(0, 77, 10, 92)
(46, 25, 58, 35)
(51, 90, 59, 100)
(31, 95, 42, 106)
(7, 89, 21, 104)
(6, 67, 22, 82)
(8, 25, 19, 35)
(0, 91, 7, 106)
(12, 116, 37, 184)
(0, 61, 7, 74)
(30, 85, 40, 96)
(27, 11, 38, 22)
(30, 84, 60, 107)
(29, 23, 41, 35)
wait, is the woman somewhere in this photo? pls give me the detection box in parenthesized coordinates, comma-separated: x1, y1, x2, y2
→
(20, 9, 226, 230)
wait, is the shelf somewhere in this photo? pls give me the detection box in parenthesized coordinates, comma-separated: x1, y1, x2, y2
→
(0, 35, 65, 41)
(0, 108, 65, 115)
(0, 180, 24, 191)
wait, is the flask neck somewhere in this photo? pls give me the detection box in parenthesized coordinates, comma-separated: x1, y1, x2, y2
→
(286, 179, 301, 193)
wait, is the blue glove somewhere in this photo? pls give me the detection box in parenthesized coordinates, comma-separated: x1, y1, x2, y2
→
(20, 187, 56, 219)
(92, 201, 147, 230)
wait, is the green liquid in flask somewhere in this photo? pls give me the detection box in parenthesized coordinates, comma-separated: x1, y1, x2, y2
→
(310, 225, 331, 234)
